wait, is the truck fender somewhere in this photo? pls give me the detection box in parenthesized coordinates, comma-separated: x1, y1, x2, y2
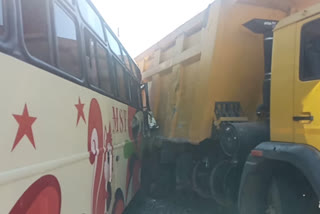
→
(238, 142, 320, 213)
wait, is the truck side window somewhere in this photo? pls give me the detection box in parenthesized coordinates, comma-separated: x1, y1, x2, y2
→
(301, 19, 320, 80)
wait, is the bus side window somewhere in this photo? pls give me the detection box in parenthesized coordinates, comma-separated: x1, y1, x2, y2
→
(54, 4, 81, 78)
(96, 43, 113, 94)
(21, 0, 52, 64)
(78, 0, 104, 40)
(105, 27, 122, 60)
(115, 61, 129, 101)
(122, 48, 132, 71)
(84, 31, 99, 87)
(131, 59, 141, 79)
(0, 0, 4, 34)
(130, 78, 139, 108)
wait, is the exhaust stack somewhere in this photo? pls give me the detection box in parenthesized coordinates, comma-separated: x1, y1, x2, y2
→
(244, 19, 278, 117)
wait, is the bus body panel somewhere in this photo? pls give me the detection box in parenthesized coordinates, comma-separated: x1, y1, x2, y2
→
(0, 52, 141, 213)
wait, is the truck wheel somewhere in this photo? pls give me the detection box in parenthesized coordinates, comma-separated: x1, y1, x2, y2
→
(265, 175, 320, 214)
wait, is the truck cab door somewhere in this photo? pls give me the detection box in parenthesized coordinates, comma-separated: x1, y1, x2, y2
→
(294, 16, 320, 147)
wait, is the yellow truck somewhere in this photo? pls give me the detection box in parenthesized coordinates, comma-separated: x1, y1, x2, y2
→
(136, 0, 320, 213)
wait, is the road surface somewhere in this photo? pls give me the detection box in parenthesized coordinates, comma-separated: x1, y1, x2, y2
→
(124, 190, 237, 214)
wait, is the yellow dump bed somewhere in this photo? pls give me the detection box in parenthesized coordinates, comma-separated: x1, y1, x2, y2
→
(135, 0, 319, 144)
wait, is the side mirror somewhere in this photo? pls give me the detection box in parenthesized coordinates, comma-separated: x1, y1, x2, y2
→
(141, 83, 151, 111)
(140, 83, 159, 132)
(147, 111, 159, 130)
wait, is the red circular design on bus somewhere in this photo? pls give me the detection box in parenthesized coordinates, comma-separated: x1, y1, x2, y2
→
(112, 189, 125, 214)
(10, 175, 61, 214)
(113, 200, 124, 214)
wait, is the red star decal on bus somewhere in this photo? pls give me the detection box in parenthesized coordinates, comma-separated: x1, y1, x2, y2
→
(12, 104, 37, 151)
(75, 97, 86, 126)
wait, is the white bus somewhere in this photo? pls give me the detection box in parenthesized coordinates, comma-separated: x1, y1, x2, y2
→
(0, 0, 146, 213)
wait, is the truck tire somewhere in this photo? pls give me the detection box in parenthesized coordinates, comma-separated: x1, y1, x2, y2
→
(265, 175, 320, 214)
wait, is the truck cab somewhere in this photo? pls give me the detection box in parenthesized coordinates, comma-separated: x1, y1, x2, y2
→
(272, 5, 320, 147)
(240, 5, 320, 214)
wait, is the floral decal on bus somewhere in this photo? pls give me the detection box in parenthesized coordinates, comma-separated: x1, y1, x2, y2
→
(104, 123, 114, 213)
(88, 98, 112, 214)
(9, 175, 61, 214)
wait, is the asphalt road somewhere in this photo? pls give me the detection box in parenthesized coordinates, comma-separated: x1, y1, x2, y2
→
(124, 190, 237, 214)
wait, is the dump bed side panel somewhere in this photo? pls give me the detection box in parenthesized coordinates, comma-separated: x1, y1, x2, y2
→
(136, 0, 288, 143)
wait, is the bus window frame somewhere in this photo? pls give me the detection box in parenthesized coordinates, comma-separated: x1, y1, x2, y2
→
(103, 22, 142, 82)
(131, 60, 142, 79)
(103, 22, 143, 104)
(107, 41, 142, 107)
(112, 55, 131, 103)
(95, 40, 116, 97)
(0, 0, 12, 45)
(18, 0, 85, 85)
(121, 46, 133, 72)
(52, 1, 83, 79)
(0, 0, 13, 55)
(128, 76, 140, 108)
(104, 23, 124, 62)
(103, 28, 137, 80)
(77, 0, 104, 41)
(20, 0, 55, 65)
(15, 0, 143, 109)
(83, 26, 116, 97)
(83, 28, 100, 88)
(0, 0, 8, 39)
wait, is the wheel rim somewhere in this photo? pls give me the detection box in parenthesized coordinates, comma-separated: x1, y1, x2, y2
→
(192, 161, 212, 198)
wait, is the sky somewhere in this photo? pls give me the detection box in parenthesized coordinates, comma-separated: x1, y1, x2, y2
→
(91, 0, 213, 57)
